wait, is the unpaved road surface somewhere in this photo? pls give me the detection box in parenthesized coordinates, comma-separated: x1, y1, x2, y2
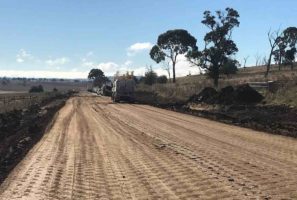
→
(1, 93, 297, 200)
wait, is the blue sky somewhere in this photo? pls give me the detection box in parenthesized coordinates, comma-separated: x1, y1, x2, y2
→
(0, 0, 296, 78)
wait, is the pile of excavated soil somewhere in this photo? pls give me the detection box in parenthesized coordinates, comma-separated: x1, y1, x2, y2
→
(183, 104, 297, 138)
(189, 84, 264, 105)
(189, 87, 218, 104)
(235, 84, 264, 104)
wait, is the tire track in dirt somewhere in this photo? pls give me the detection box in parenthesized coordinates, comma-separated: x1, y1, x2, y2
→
(93, 97, 297, 199)
(89, 103, 240, 199)
(0, 94, 297, 199)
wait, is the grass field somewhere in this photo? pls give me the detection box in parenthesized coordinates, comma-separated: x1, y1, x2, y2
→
(0, 79, 89, 93)
(0, 92, 66, 113)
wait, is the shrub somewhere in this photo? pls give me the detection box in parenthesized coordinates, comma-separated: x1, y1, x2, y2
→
(157, 75, 168, 84)
(220, 59, 239, 76)
(29, 85, 44, 93)
(144, 69, 158, 85)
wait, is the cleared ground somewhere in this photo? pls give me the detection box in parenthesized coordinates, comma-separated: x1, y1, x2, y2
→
(0, 93, 297, 199)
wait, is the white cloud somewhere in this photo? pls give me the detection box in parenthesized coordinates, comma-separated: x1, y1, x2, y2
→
(45, 57, 70, 66)
(133, 67, 146, 76)
(16, 49, 34, 63)
(16, 49, 70, 68)
(81, 51, 95, 67)
(98, 62, 119, 75)
(174, 55, 200, 76)
(127, 42, 153, 56)
(124, 60, 133, 66)
(0, 70, 88, 79)
(82, 60, 134, 76)
(146, 55, 200, 77)
(154, 68, 168, 76)
(82, 61, 95, 68)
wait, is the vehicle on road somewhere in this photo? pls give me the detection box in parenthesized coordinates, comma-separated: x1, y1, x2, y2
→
(111, 79, 135, 102)
(97, 82, 112, 96)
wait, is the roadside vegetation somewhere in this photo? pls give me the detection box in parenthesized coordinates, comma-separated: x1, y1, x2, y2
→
(29, 85, 44, 93)
(84, 7, 297, 137)
(0, 90, 76, 183)
(0, 77, 87, 92)
(132, 7, 297, 109)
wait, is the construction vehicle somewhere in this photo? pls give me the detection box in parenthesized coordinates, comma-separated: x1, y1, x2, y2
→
(97, 82, 112, 96)
(111, 79, 135, 102)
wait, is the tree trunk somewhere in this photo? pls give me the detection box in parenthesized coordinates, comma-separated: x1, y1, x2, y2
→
(265, 51, 273, 77)
(214, 77, 219, 88)
(172, 61, 176, 83)
(278, 56, 282, 71)
(213, 65, 219, 88)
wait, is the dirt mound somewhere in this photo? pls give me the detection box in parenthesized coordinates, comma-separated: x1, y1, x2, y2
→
(189, 84, 263, 105)
(189, 87, 218, 104)
(217, 86, 235, 105)
(234, 84, 264, 104)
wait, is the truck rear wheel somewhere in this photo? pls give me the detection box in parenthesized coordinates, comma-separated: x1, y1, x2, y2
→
(112, 93, 119, 103)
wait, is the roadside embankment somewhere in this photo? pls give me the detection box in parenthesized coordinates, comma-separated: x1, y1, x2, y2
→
(135, 84, 297, 138)
(0, 91, 74, 184)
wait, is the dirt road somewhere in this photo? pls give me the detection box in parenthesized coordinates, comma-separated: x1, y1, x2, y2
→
(1, 94, 297, 199)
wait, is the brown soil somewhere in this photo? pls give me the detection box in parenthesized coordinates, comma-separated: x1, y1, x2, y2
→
(0, 93, 297, 199)
(0, 94, 70, 184)
(178, 104, 297, 138)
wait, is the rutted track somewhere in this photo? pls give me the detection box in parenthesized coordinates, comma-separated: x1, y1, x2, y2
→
(0, 93, 297, 199)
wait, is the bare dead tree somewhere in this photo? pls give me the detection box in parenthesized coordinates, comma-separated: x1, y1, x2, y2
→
(254, 53, 261, 67)
(162, 61, 171, 82)
(262, 56, 268, 66)
(242, 56, 249, 68)
(265, 29, 282, 77)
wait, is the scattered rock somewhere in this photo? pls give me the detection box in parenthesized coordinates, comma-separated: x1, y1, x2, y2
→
(154, 143, 166, 150)
(228, 177, 235, 182)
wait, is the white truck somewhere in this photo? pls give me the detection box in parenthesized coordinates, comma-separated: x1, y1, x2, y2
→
(111, 79, 135, 103)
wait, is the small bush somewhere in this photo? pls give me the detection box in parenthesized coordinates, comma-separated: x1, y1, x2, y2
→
(220, 59, 239, 76)
(157, 75, 168, 84)
(144, 70, 158, 85)
(29, 85, 44, 93)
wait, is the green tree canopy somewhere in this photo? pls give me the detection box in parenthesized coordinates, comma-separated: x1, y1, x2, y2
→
(270, 27, 297, 71)
(187, 7, 240, 87)
(220, 59, 239, 76)
(88, 68, 108, 87)
(150, 29, 197, 83)
(156, 75, 168, 84)
(283, 27, 297, 48)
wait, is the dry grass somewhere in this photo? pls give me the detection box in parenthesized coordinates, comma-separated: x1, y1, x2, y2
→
(0, 79, 88, 92)
(264, 79, 297, 107)
(0, 92, 65, 113)
(136, 64, 297, 106)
